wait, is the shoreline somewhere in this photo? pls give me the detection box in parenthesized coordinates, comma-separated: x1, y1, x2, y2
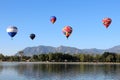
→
(1, 62, 120, 64)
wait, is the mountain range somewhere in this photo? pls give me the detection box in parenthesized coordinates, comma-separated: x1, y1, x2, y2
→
(16, 45, 120, 56)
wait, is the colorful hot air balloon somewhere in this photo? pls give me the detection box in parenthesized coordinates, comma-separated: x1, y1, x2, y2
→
(62, 26, 72, 39)
(6, 26, 18, 39)
(30, 33, 35, 40)
(102, 17, 112, 28)
(50, 16, 56, 24)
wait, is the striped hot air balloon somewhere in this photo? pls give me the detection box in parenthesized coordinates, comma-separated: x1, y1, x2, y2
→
(6, 26, 18, 39)
(62, 26, 72, 39)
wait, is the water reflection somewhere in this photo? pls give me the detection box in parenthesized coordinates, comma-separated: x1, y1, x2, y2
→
(0, 62, 120, 80)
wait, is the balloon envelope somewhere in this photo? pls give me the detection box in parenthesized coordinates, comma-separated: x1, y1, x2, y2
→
(50, 16, 56, 24)
(62, 26, 72, 38)
(6, 26, 18, 38)
(102, 17, 112, 28)
(30, 33, 35, 40)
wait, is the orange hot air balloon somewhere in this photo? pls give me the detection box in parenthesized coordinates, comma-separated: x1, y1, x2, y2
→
(50, 16, 56, 24)
(62, 26, 72, 39)
(102, 17, 112, 28)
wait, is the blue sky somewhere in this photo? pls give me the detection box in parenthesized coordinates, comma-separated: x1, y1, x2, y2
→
(0, 0, 120, 55)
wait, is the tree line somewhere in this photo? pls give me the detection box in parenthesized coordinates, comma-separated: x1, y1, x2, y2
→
(0, 52, 120, 62)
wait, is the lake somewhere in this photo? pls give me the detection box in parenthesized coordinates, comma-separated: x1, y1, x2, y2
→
(0, 62, 120, 80)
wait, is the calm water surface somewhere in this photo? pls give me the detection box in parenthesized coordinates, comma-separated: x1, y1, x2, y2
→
(0, 62, 120, 80)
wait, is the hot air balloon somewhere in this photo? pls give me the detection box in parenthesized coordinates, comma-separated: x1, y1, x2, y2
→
(102, 17, 112, 28)
(30, 33, 35, 40)
(50, 16, 56, 24)
(62, 26, 72, 39)
(6, 26, 18, 39)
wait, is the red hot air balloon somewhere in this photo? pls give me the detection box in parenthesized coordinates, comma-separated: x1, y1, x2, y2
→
(102, 17, 112, 28)
(50, 16, 56, 24)
(62, 26, 72, 39)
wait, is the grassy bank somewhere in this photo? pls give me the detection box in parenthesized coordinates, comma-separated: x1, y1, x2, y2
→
(2, 61, 120, 65)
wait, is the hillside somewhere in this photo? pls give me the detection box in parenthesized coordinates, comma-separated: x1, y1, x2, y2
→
(16, 45, 120, 56)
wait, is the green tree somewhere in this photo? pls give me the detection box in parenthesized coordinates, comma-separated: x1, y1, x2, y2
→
(95, 54, 101, 62)
(79, 54, 84, 62)
(116, 54, 120, 62)
(48, 53, 53, 61)
(106, 55, 113, 62)
(38, 54, 46, 61)
(33, 55, 39, 61)
(0, 54, 4, 61)
(101, 52, 117, 62)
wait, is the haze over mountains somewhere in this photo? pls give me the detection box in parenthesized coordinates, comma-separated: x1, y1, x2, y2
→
(16, 45, 120, 56)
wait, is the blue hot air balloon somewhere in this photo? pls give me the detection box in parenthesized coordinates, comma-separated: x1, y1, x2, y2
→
(30, 33, 35, 40)
(6, 26, 18, 39)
